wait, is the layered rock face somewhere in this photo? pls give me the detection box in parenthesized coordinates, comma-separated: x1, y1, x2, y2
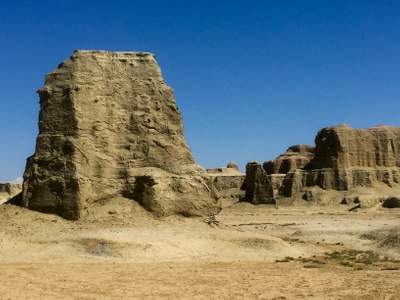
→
(307, 125, 400, 169)
(241, 146, 314, 205)
(280, 125, 400, 197)
(227, 162, 239, 172)
(22, 50, 220, 220)
(263, 145, 314, 175)
(241, 124, 400, 206)
(0, 183, 22, 204)
(207, 162, 245, 207)
(242, 162, 275, 204)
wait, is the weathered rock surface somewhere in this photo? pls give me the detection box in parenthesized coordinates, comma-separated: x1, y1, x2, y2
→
(263, 145, 314, 175)
(206, 168, 239, 175)
(0, 183, 22, 204)
(280, 125, 400, 197)
(383, 197, 400, 208)
(208, 173, 245, 191)
(207, 164, 245, 207)
(306, 124, 400, 169)
(269, 174, 286, 192)
(22, 50, 220, 220)
(242, 162, 275, 205)
(227, 162, 239, 172)
(241, 124, 400, 207)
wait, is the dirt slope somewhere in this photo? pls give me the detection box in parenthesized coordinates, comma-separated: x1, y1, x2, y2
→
(0, 202, 399, 299)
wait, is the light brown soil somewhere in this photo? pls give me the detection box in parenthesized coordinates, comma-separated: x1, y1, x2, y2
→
(0, 202, 399, 299)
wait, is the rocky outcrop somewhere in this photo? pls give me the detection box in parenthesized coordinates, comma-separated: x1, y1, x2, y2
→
(227, 162, 239, 172)
(206, 168, 239, 175)
(306, 125, 400, 169)
(22, 50, 220, 220)
(0, 183, 22, 204)
(207, 163, 245, 207)
(242, 162, 275, 204)
(241, 124, 400, 207)
(208, 173, 245, 192)
(269, 174, 286, 191)
(383, 197, 400, 208)
(242, 145, 314, 205)
(280, 125, 400, 197)
(263, 145, 314, 175)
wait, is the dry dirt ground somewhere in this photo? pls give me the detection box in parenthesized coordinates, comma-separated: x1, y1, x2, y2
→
(0, 200, 399, 299)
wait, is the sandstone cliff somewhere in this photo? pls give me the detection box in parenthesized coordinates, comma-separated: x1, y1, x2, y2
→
(307, 125, 400, 169)
(0, 183, 22, 204)
(242, 162, 275, 205)
(280, 125, 400, 202)
(263, 145, 315, 175)
(207, 162, 245, 207)
(242, 124, 400, 207)
(22, 50, 220, 220)
(280, 125, 400, 197)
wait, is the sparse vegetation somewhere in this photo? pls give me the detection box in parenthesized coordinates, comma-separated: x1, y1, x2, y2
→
(299, 258, 325, 264)
(381, 266, 399, 271)
(275, 249, 400, 270)
(303, 264, 318, 268)
(281, 237, 306, 243)
(275, 256, 326, 267)
(275, 256, 294, 263)
(339, 261, 353, 267)
(353, 264, 365, 270)
(325, 249, 400, 267)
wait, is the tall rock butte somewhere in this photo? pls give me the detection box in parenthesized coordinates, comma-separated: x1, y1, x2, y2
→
(22, 50, 220, 220)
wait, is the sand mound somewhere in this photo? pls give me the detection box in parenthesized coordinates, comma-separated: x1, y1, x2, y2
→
(361, 226, 400, 249)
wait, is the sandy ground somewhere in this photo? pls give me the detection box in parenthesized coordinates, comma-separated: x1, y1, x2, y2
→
(0, 201, 399, 299)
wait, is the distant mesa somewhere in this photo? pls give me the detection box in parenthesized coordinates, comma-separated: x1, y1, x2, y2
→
(206, 161, 241, 175)
(280, 124, 400, 197)
(206, 162, 245, 207)
(20, 50, 221, 220)
(213, 125, 400, 209)
(227, 162, 239, 172)
(263, 145, 315, 175)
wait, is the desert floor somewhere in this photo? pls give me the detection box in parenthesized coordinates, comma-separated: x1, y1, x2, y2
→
(0, 201, 399, 299)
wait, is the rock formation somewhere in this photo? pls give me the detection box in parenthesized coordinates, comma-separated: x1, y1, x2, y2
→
(308, 125, 400, 169)
(383, 197, 400, 208)
(263, 145, 314, 175)
(227, 162, 239, 172)
(242, 124, 400, 207)
(280, 125, 400, 197)
(207, 163, 245, 207)
(22, 50, 220, 220)
(242, 162, 275, 204)
(0, 183, 22, 204)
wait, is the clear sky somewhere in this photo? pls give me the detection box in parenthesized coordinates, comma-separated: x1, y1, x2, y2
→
(1, 0, 399, 181)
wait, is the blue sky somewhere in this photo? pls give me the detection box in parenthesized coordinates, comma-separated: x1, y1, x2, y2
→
(1, 0, 399, 181)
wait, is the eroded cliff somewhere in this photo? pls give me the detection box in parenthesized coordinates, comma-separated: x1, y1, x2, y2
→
(22, 50, 220, 220)
(242, 124, 400, 207)
(280, 125, 400, 197)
